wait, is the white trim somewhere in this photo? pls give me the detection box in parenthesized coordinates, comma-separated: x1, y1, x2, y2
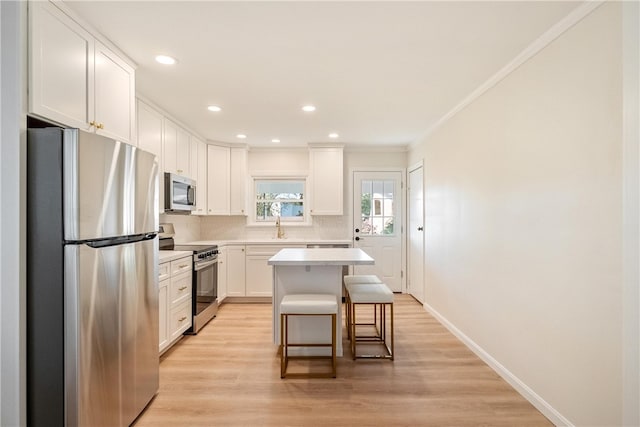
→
(345, 144, 408, 153)
(411, 1, 605, 149)
(408, 160, 423, 174)
(424, 303, 573, 427)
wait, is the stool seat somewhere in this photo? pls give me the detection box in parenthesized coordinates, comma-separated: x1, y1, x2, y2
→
(280, 294, 338, 314)
(348, 283, 394, 303)
(348, 283, 394, 360)
(343, 275, 382, 286)
(280, 293, 338, 378)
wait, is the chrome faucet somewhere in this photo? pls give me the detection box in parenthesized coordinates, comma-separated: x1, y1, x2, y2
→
(275, 216, 285, 239)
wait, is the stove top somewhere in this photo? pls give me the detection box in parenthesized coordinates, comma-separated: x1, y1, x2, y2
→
(173, 244, 218, 254)
(159, 237, 217, 257)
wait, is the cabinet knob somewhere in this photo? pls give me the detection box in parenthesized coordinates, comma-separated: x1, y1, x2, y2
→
(97, 123, 104, 130)
(89, 121, 97, 127)
(179, 286, 187, 291)
(178, 316, 187, 322)
(177, 169, 183, 173)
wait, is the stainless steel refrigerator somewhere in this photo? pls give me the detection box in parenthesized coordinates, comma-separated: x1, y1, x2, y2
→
(27, 127, 160, 426)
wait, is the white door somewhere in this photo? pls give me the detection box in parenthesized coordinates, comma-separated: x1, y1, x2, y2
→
(408, 166, 425, 303)
(353, 171, 403, 292)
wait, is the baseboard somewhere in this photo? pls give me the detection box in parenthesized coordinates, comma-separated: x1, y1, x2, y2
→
(423, 303, 573, 427)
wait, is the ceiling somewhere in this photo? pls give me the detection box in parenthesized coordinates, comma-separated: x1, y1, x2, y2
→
(65, 1, 581, 148)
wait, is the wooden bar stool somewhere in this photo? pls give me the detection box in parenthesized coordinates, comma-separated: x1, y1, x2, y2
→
(348, 283, 394, 360)
(280, 294, 338, 378)
(343, 275, 382, 340)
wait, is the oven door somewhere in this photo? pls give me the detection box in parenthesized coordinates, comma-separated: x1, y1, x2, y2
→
(191, 258, 218, 333)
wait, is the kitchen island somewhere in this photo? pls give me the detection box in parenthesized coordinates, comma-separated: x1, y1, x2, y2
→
(268, 248, 374, 356)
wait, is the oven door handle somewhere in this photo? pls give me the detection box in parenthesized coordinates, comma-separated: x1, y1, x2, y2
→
(194, 258, 217, 271)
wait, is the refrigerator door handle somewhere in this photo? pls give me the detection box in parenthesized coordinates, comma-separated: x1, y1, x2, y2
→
(84, 233, 158, 248)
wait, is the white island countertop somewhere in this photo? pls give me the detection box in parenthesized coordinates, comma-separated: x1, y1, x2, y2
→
(268, 247, 374, 266)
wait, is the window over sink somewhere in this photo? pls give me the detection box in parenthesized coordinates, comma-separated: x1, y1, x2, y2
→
(253, 178, 307, 223)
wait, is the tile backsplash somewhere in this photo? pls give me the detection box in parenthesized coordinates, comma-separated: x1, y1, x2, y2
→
(159, 213, 201, 243)
(161, 214, 351, 243)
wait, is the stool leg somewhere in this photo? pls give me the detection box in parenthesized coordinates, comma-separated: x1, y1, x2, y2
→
(280, 313, 285, 378)
(331, 313, 337, 378)
(390, 302, 394, 361)
(351, 303, 357, 360)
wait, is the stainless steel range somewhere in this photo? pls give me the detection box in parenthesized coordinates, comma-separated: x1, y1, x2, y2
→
(160, 231, 218, 334)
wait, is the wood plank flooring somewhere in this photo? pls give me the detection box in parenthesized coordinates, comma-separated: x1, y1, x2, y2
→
(134, 295, 552, 426)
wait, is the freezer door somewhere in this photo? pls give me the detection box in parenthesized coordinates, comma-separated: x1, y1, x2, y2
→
(64, 129, 158, 241)
(65, 238, 159, 427)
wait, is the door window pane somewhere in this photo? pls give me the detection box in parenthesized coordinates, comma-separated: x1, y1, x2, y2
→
(360, 179, 396, 235)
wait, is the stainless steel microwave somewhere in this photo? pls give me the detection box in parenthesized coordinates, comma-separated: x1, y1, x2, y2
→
(164, 173, 196, 213)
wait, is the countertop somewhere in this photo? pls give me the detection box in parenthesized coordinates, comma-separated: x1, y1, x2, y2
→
(184, 239, 352, 246)
(267, 248, 374, 266)
(159, 250, 192, 263)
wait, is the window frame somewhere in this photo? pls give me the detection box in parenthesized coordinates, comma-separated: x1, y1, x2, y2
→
(248, 175, 311, 226)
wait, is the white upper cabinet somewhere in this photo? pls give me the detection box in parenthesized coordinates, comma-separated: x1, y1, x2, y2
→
(136, 100, 164, 213)
(192, 137, 208, 215)
(309, 145, 344, 215)
(29, 1, 135, 144)
(163, 118, 191, 177)
(206, 145, 247, 216)
(230, 147, 248, 215)
(93, 41, 135, 144)
(206, 145, 230, 215)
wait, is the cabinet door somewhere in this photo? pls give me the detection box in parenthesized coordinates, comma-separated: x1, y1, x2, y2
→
(217, 248, 228, 302)
(136, 100, 164, 213)
(230, 147, 247, 215)
(176, 127, 191, 177)
(225, 245, 246, 296)
(193, 138, 208, 215)
(245, 256, 273, 297)
(94, 41, 135, 144)
(163, 119, 178, 174)
(207, 145, 230, 215)
(170, 271, 192, 305)
(158, 279, 169, 352)
(189, 137, 198, 181)
(29, 1, 94, 131)
(310, 147, 343, 215)
(169, 300, 192, 341)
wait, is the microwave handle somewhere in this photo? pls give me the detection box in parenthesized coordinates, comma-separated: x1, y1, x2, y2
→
(188, 185, 196, 205)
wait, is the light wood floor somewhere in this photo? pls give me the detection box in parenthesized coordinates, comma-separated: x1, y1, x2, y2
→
(134, 295, 552, 426)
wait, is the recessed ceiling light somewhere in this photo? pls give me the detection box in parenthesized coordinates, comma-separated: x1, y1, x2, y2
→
(236, 134, 247, 139)
(271, 139, 280, 143)
(207, 105, 222, 112)
(155, 55, 176, 65)
(302, 105, 316, 112)
(328, 133, 339, 139)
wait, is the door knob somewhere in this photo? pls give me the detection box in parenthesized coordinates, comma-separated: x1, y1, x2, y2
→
(418, 226, 424, 231)
(355, 236, 360, 241)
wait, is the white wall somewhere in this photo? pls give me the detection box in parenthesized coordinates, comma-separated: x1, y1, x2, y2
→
(622, 1, 640, 425)
(1, 1, 26, 425)
(408, 3, 627, 425)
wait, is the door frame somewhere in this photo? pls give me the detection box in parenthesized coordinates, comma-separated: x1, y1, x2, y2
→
(407, 161, 425, 303)
(348, 167, 406, 293)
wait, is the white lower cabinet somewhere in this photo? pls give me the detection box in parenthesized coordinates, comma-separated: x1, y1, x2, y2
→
(217, 247, 228, 302)
(225, 245, 246, 297)
(224, 244, 305, 298)
(158, 279, 169, 351)
(159, 255, 192, 354)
